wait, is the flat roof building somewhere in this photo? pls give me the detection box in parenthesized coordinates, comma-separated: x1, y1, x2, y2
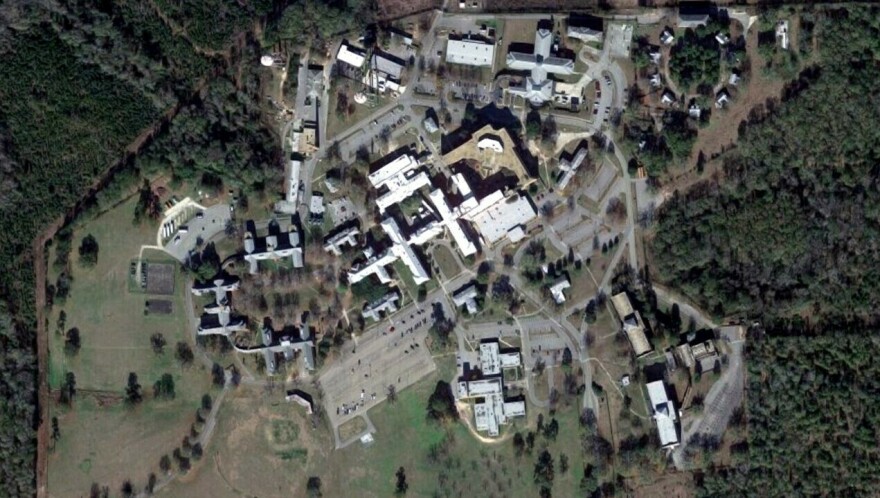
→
(646, 380, 679, 449)
(465, 193, 538, 245)
(446, 38, 496, 67)
(337, 41, 366, 68)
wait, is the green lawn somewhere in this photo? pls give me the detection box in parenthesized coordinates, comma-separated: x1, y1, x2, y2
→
(432, 245, 461, 280)
(48, 196, 188, 391)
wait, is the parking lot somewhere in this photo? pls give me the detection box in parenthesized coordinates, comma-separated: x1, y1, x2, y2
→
(337, 108, 411, 162)
(320, 295, 452, 441)
(162, 203, 231, 262)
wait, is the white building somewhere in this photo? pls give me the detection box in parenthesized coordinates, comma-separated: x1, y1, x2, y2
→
(362, 291, 401, 321)
(446, 38, 496, 67)
(646, 380, 679, 449)
(457, 342, 526, 437)
(507, 24, 576, 107)
(776, 20, 789, 50)
(661, 89, 676, 105)
(381, 217, 431, 285)
(557, 146, 588, 191)
(649, 73, 662, 88)
(566, 14, 604, 43)
(715, 88, 731, 108)
(463, 192, 537, 245)
(660, 28, 675, 46)
(368, 153, 431, 213)
(337, 41, 367, 68)
(244, 228, 304, 274)
(548, 278, 571, 304)
(453, 283, 480, 315)
(323, 226, 360, 256)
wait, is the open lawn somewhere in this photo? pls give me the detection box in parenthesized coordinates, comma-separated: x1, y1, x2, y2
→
(168, 356, 596, 498)
(432, 244, 461, 280)
(47, 196, 214, 495)
(48, 197, 191, 391)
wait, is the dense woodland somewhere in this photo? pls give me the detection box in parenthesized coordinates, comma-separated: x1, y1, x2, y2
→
(697, 333, 880, 497)
(653, 6, 880, 497)
(652, 7, 880, 321)
(0, 0, 367, 495)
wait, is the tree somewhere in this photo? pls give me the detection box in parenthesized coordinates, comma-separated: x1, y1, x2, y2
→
(211, 362, 225, 387)
(201, 393, 213, 411)
(560, 453, 569, 474)
(307, 476, 323, 497)
(395, 467, 408, 495)
(146, 473, 157, 494)
(533, 357, 546, 376)
(149, 332, 167, 355)
(561, 347, 573, 366)
(78, 234, 99, 267)
(513, 432, 525, 456)
(159, 455, 171, 474)
(670, 303, 682, 334)
(534, 449, 555, 486)
(60, 371, 77, 405)
(191, 442, 203, 460)
(176, 341, 194, 366)
(543, 418, 559, 440)
(525, 110, 542, 139)
(125, 372, 142, 404)
(134, 179, 161, 224)
(426, 381, 457, 424)
(387, 384, 397, 404)
(120, 480, 134, 498)
(50, 417, 60, 448)
(153, 373, 176, 400)
(64, 327, 81, 355)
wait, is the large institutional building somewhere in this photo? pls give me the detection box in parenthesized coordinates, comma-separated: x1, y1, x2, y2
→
(506, 23, 576, 107)
(457, 340, 526, 437)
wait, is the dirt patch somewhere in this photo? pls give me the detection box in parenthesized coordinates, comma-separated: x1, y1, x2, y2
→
(338, 416, 368, 441)
(377, 0, 439, 21)
(146, 299, 174, 314)
(145, 262, 175, 295)
(628, 471, 694, 498)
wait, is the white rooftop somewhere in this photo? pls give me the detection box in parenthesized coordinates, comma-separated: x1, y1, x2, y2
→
(646, 380, 679, 448)
(446, 39, 496, 67)
(337, 42, 366, 68)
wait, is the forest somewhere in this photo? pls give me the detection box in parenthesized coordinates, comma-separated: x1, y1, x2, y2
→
(696, 332, 880, 497)
(651, 7, 880, 321)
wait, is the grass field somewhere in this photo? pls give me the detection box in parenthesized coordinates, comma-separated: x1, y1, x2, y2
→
(47, 197, 188, 391)
(432, 244, 461, 280)
(168, 356, 596, 498)
(47, 196, 214, 495)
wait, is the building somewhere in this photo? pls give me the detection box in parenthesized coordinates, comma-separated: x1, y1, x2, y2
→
(243, 223, 304, 273)
(676, 339, 720, 373)
(566, 14, 604, 43)
(453, 283, 480, 315)
(728, 70, 741, 86)
(661, 89, 676, 105)
(457, 340, 525, 437)
(506, 22, 576, 107)
(548, 278, 571, 304)
(285, 389, 314, 414)
(610, 292, 653, 357)
(446, 38, 496, 67)
(557, 145, 588, 191)
(649, 73, 662, 88)
(191, 277, 247, 336)
(715, 32, 730, 46)
(371, 51, 406, 81)
(646, 380, 679, 449)
(260, 323, 316, 374)
(776, 20, 789, 50)
(688, 103, 702, 119)
(660, 27, 675, 46)
(715, 88, 731, 108)
(423, 116, 439, 134)
(463, 192, 538, 245)
(368, 151, 431, 213)
(362, 291, 401, 321)
(677, 4, 711, 28)
(309, 192, 325, 225)
(388, 26, 414, 46)
(323, 225, 360, 256)
(337, 41, 367, 68)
